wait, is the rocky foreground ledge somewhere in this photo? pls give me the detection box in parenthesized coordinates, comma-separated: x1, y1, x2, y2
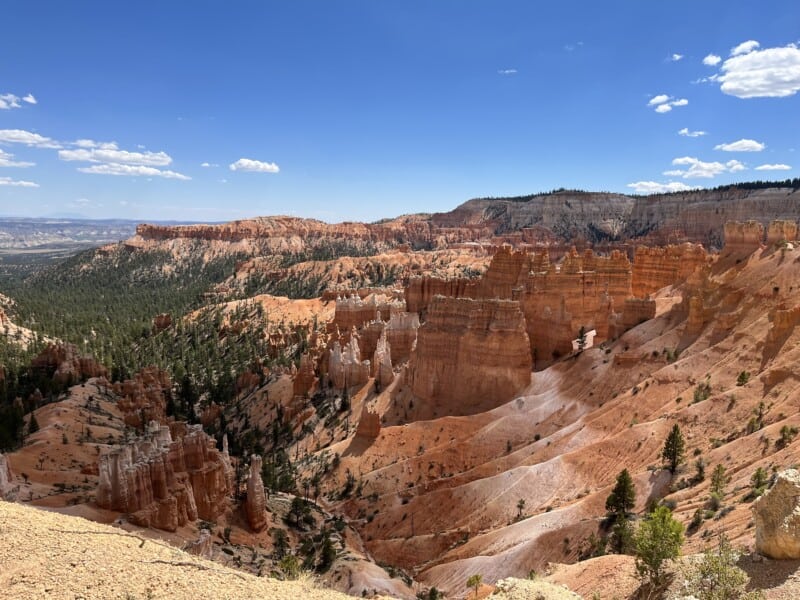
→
(0, 501, 359, 600)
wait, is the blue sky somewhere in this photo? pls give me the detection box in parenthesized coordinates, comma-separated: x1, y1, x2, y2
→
(1, 1, 799, 222)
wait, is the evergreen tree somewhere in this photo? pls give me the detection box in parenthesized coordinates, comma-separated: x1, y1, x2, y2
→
(662, 424, 686, 474)
(605, 469, 636, 519)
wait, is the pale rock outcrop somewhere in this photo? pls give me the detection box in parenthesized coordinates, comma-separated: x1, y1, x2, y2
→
(408, 296, 531, 414)
(754, 469, 800, 558)
(96, 421, 229, 532)
(292, 352, 317, 398)
(621, 298, 657, 330)
(767, 220, 798, 245)
(373, 331, 394, 388)
(245, 454, 268, 532)
(328, 330, 371, 389)
(686, 295, 705, 335)
(185, 528, 214, 559)
(384, 311, 420, 364)
(0, 452, 14, 499)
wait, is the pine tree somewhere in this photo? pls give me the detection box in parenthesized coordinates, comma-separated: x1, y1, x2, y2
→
(662, 424, 686, 474)
(605, 469, 636, 519)
(635, 506, 684, 587)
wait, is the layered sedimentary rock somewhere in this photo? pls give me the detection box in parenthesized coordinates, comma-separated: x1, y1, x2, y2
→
(0, 452, 13, 499)
(328, 332, 371, 389)
(686, 296, 705, 335)
(755, 469, 800, 558)
(152, 313, 172, 332)
(621, 298, 657, 330)
(372, 331, 394, 388)
(405, 276, 478, 316)
(408, 296, 531, 413)
(723, 221, 765, 254)
(112, 367, 172, 429)
(96, 422, 230, 532)
(767, 220, 798, 245)
(631, 244, 708, 297)
(245, 454, 268, 532)
(384, 311, 420, 364)
(31, 343, 108, 386)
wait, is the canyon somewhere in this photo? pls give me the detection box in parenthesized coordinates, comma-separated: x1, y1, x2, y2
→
(3, 184, 800, 599)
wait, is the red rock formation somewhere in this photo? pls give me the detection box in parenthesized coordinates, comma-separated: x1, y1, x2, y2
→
(152, 313, 172, 332)
(96, 422, 230, 532)
(185, 528, 214, 559)
(723, 220, 765, 254)
(685, 295, 705, 335)
(0, 452, 14, 499)
(245, 454, 268, 532)
(356, 406, 381, 439)
(112, 367, 172, 429)
(621, 298, 657, 330)
(385, 311, 420, 364)
(767, 220, 798, 245)
(405, 276, 478, 316)
(31, 343, 108, 385)
(408, 296, 531, 413)
(631, 244, 708, 297)
(292, 353, 318, 398)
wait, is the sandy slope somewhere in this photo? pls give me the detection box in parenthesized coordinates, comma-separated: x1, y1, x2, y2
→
(0, 501, 364, 600)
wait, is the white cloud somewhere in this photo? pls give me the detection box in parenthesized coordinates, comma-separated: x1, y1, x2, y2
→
(662, 169, 685, 176)
(77, 163, 190, 180)
(755, 163, 792, 171)
(649, 95, 688, 112)
(59, 146, 172, 167)
(648, 94, 670, 106)
(0, 129, 61, 148)
(201, 162, 219, 168)
(498, 69, 517, 75)
(22, 94, 36, 105)
(0, 149, 34, 168)
(678, 127, 707, 137)
(0, 93, 37, 109)
(229, 158, 280, 173)
(669, 156, 747, 178)
(714, 138, 765, 152)
(716, 42, 800, 98)
(0, 176, 39, 188)
(671, 53, 684, 62)
(731, 40, 760, 57)
(627, 181, 696, 194)
(703, 54, 722, 66)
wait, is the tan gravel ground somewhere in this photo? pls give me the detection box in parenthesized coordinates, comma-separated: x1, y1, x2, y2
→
(0, 501, 370, 600)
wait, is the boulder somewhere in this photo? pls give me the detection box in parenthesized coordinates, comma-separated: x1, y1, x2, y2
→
(754, 469, 800, 558)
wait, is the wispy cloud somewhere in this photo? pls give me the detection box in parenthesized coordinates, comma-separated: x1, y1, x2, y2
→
(648, 95, 688, 113)
(59, 144, 172, 167)
(0, 129, 61, 149)
(670, 53, 684, 62)
(702, 54, 722, 66)
(713, 40, 800, 98)
(0, 93, 37, 110)
(755, 163, 791, 171)
(714, 139, 765, 152)
(0, 149, 34, 168)
(669, 156, 746, 178)
(77, 163, 191, 180)
(678, 128, 707, 138)
(229, 158, 280, 173)
(0, 176, 39, 187)
(627, 181, 697, 194)
(201, 162, 219, 167)
(497, 69, 517, 75)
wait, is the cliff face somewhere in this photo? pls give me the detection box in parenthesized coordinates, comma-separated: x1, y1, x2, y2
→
(96, 422, 230, 532)
(408, 296, 531, 413)
(631, 244, 708, 298)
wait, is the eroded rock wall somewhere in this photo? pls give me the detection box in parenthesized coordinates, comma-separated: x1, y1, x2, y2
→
(96, 422, 229, 532)
(408, 296, 531, 413)
(631, 244, 708, 298)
